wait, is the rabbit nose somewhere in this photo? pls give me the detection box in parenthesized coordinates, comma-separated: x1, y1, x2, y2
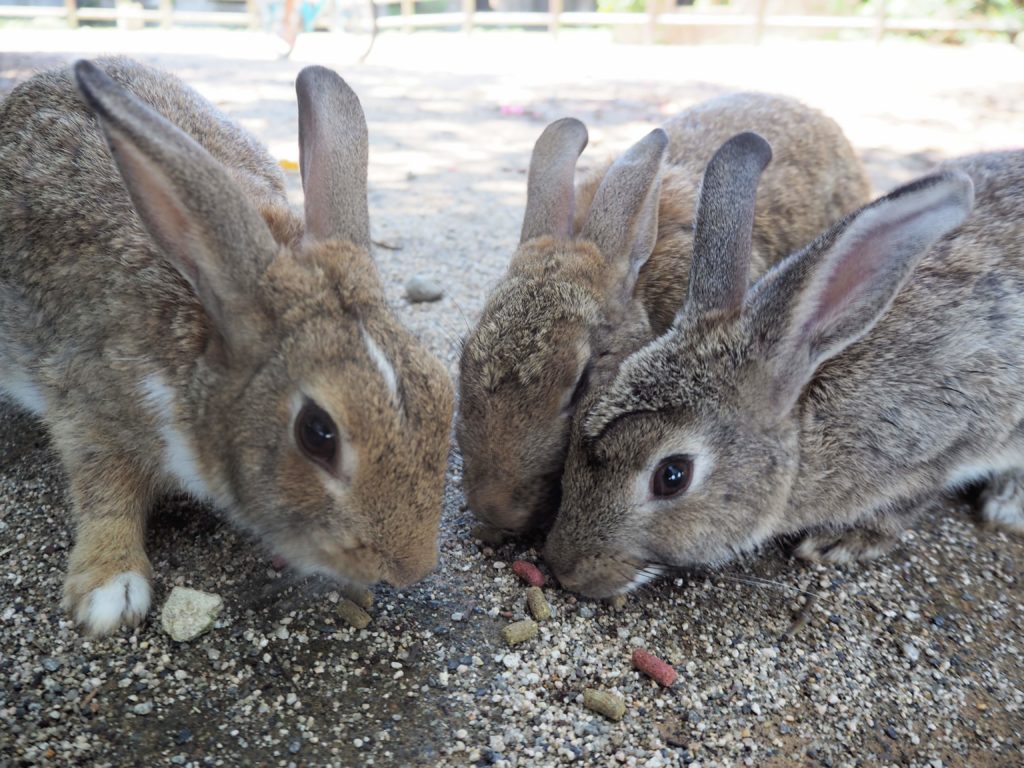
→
(549, 559, 583, 592)
(466, 486, 528, 531)
(386, 547, 437, 588)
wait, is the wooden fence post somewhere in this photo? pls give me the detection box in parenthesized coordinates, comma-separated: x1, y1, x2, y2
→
(64, 0, 78, 27)
(463, 0, 474, 33)
(874, 0, 887, 42)
(753, 0, 767, 44)
(549, 0, 562, 37)
(644, 0, 657, 44)
(159, 0, 172, 28)
(401, 0, 414, 32)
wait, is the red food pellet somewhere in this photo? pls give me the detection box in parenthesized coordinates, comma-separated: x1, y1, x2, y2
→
(632, 649, 678, 687)
(270, 555, 289, 572)
(511, 560, 546, 587)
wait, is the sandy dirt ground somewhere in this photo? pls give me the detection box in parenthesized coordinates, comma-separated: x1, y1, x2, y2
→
(1, 27, 1023, 768)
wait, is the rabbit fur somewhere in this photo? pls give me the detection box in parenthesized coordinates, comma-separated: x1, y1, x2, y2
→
(546, 134, 1022, 598)
(0, 58, 454, 634)
(458, 92, 871, 535)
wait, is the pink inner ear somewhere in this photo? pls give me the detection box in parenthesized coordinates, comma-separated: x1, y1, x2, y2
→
(116, 136, 201, 287)
(806, 213, 910, 334)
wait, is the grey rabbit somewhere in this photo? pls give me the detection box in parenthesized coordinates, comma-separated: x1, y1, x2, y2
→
(546, 132, 1023, 598)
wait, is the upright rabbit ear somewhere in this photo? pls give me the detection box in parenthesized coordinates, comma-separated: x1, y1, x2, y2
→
(580, 128, 668, 303)
(520, 118, 589, 243)
(296, 66, 370, 248)
(749, 170, 975, 415)
(684, 132, 772, 320)
(74, 60, 276, 360)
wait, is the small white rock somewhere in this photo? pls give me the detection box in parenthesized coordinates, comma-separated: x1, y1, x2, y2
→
(405, 274, 444, 303)
(160, 587, 224, 642)
(502, 653, 520, 670)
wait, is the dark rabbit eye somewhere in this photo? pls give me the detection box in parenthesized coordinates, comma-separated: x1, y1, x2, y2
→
(651, 455, 693, 499)
(295, 400, 338, 469)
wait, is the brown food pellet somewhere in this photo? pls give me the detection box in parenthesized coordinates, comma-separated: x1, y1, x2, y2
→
(512, 560, 546, 587)
(632, 648, 678, 687)
(501, 618, 538, 646)
(526, 586, 551, 621)
(583, 688, 626, 721)
(337, 598, 371, 629)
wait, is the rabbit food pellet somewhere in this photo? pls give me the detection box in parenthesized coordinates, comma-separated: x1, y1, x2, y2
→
(632, 649, 678, 687)
(341, 585, 375, 610)
(337, 598, 371, 629)
(512, 560, 546, 587)
(583, 688, 626, 721)
(501, 618, 538, 646)
(606, 594, 627, 611)
(525, 586, 551, 621)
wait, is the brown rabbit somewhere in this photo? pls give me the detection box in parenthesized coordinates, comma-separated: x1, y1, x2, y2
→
(0, 59, 454, 635)
(457, 92, 871, 535)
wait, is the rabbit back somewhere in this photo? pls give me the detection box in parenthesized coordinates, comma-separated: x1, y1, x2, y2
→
(574, 92, 871, 334)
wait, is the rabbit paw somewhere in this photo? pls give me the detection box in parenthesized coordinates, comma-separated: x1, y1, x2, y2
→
(64, 569, 152, 636)
(978, 471, 1024, 534)
(795, 527, 898, 564)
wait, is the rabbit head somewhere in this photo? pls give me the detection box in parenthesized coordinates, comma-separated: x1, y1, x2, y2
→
(545, 132, 974, 597)
(457, 118, 667, 533)
(75, 62, 454, 588)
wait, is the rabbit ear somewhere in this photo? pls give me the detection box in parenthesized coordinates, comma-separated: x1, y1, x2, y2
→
(751, 170, 975, 414)
(296, 66, 370, 248)
(581, 128, 668, 301)
(74, 59, 276, 358)
(685, 132, 772, 318)
(520, 118, 589, 243)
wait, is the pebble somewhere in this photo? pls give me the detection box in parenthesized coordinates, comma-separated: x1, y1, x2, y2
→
(405, 274, 444, 303)
(132, 702, 153, 716)
(160, 586, 224, 642)
(902, 642, 921, 663)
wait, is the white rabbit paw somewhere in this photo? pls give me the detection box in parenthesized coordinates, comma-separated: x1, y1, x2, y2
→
(64, 570, 152, 636)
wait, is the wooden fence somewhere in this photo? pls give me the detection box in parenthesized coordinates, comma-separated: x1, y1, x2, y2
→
(0, 0, 1019, 43)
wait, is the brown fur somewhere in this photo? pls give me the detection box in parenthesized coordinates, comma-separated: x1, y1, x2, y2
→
(458, 92, 870, 534)
(0, 59, 453, 634)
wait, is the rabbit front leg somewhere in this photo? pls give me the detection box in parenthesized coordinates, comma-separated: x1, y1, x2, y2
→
(60, 446, 156, 635)
(794, 499, 924, 564)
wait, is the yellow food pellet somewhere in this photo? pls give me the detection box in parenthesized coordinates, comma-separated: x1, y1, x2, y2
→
(342, 585, 374, 610)
(526, 587, 551, 621)
(278, 158, 300, 171)
(501, 618, 538, 646)
(337, 598, 371, 629)
(606, 594, 627, 611)
(583, 688, 626, 721)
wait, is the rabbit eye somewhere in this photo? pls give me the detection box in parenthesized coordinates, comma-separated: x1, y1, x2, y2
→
(295, 400, 338, 470)
(651, 455, 693, 499)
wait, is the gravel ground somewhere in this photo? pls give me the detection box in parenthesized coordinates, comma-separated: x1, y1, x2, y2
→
(1, 28, 1023, 768)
